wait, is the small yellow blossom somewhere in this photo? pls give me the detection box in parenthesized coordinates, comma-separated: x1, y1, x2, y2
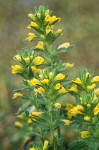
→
(66, 103, 74, 111)
(17, 114, 24, 119)
(27, 22, 38, 29)
(37, 87, 45, 93)
(93, 104, 99, 115)
(58, 86, 67, 94)
(28, 13, 35, 21)
(70, 105, 84, 115)
(11, 65, 23, 74)
(43, 140, 49, 150)
(54, 83, 62, 90)
(58, 42, 70, 49)
(29, 112, 43, 117)
(69, 86, 78, 93)
(41, 79, 49, 84)
(64, 63, 74, 68)
(35, 41, 44, 50)
(29, 78, 41, 86)
(54, 73, 65, 81)
(45, 15, 61, 24)
(80, 131, 90, 139)
(26, 33, 37, 41)
(29, 147, 35, 150)
(33, 56, 44, 66)
(76, 105, 84, 111)
(14, 54, 21, 61)
(67, 112, 73, 119)
(12, 92, 23, 99)
(62, 119, 72, 126)
(84, 116, 91, 122)
(49, 72, 53, 79)
(27, 118, 32, 124)
(46, 26, 53, 34)
(15, 121, 23, 128)
(87, 83, 96, 91)
(55, 29, 62, 36)
(31, 66, 38, 74)
(54, 103, 61, 109)
(94, 88, 99, 96)
(91, 76, 99, 83)
(24, 57, 30, 63)
(72, 78, 82, 85)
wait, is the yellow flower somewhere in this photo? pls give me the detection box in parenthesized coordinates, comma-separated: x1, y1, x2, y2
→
(94, 88, 99, 96)
(70, 105, 84, 115)
(80, 131, 90, 139)
(46, 26, 53, 34)
(12, 92, 23, 99)
(67, 112, 73, 119)
(26, 33, 37, 41)
(27, 22, 39, 29)
(49, 72, 53, 79)
(17, 114, 24, 119)
(37, 87, 45, 93)
(29, 78, 41, 86)
(35, 41, 44, 50)
(27, 118, 32, 124)
(43, 140, 49, 150)
(93, 104, 99, 115)
(45, 15, 61, 24)
(29, 147, 36, 150)
(72, 78, 82, 85)
(33, 56, 44, 66)
(84, 116, 91, 122)
(76, 105, 84, 111)
(64, 63, 74, 68)
(87, 83, 96, 91)
(54, 103, 61, 109)
(54, 73, 65, 81)
(11, 65, 23, 74)
(14, 54, 21, 61)
(29, 112, 43, 118)
(24, 57, 30, 63)
(58, 42, 70, 49)
(69, 86, 78, 93)
(34, 87, 45, 97)
(31, 66, 38, 74)
(28, 13, 35, 21)
(15, 121, 23, 128)
(62, 119, 72, 126)
(66, 103, 74, 111)
(54, 83, 62, 90)
(55, 29, 62, 36)
(41, 79, 49, 84)
(58, 86, 67, 94)
(91, 76, 99, 83)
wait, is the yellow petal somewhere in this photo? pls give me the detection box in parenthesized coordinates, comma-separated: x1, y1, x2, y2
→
(58, 42, 70, 49)
(91, 76, 99, 83)
(54, 73, 65, 81)
(33, 56, 44, 66)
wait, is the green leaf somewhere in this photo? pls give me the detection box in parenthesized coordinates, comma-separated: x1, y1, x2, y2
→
(69, 140, 87, 150)
(16, 101, 31, 115)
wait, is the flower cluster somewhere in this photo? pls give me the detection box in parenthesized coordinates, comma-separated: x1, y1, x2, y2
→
(12, 6, 99, 150)
(65, 69, 99, 141)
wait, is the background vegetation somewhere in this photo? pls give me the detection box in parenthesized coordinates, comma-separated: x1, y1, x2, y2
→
(0, 0, 99, 149)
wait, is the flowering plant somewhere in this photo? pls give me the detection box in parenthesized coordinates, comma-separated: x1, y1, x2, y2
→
(12, 6, 99, 150)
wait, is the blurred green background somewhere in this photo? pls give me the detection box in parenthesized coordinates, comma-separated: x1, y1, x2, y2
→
(0, 0, 99, 149)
